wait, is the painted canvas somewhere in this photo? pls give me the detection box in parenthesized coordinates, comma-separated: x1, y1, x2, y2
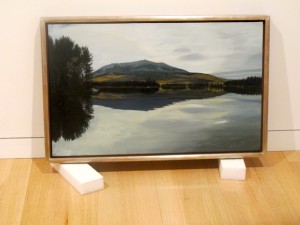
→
(41, 16, 269, 161)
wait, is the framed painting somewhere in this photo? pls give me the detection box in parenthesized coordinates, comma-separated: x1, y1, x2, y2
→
(40, 16, 270, 163)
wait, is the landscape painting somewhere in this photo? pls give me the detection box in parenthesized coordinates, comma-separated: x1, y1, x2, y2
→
(42, 16, 269, 160)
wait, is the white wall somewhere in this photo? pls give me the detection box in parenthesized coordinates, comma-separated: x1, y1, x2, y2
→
(0, 0, 299, 158)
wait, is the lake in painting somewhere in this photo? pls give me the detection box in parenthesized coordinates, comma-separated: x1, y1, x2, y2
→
(52, 92, 262, 156)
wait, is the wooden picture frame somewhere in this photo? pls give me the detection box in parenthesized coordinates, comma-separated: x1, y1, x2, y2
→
(41, 16, 270, 163)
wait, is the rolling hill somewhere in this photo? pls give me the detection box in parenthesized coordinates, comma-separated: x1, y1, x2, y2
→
(92, 60, 224, 84)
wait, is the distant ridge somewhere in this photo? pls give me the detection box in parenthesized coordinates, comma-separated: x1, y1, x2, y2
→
(93, 59, 189, 76)
(92, 60, 225, 83)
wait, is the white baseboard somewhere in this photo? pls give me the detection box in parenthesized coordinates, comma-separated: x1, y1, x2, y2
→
(0, 130, 299, 158)
(268, 130, 300, 151)
(0, 138, 45, 158)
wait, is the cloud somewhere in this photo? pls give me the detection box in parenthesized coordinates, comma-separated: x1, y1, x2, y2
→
(174, 47, 190, 53)
(217, 32, 232, 40)
(179, 53, 205, 61)
(47, 21, 264, 76)
(247, 53, 263, 69)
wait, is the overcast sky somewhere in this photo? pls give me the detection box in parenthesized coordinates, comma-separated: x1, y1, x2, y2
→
(48, 21, 263, 78)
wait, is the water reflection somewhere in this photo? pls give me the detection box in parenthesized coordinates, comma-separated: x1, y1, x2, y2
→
(90, 84, 262, 111)
(49, 82, 94, 142)
(92, 89, 226, 111)
(50, 82, 261, 144)
(52, 94, 262, 156)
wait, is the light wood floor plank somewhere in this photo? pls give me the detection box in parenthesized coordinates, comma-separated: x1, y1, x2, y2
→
(1, 152, 300, 224)
(0, 159, 32, 225)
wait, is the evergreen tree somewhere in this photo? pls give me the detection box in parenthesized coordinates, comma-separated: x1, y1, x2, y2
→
(81, 46, 93, 81)
(47, 36, 94, 142)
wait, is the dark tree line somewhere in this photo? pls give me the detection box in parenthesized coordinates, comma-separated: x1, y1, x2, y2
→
(93, 80, 160, 93)
(92, 76, 262, 95)
(161, 83, 186, 90)
(223, 76, 262, 95)
(48, 36, 94, 142)
(188, 82, 208, 90)
(224, 76, 262, 87)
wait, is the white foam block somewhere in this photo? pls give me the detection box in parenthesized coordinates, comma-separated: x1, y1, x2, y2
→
(51, 163, 104, 195)
(219, 158, 246, 180)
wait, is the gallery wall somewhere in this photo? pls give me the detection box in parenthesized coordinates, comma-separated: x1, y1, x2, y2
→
(0, 0, 300, 158)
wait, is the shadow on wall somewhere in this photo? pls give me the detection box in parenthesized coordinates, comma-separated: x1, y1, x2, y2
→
(31, 22, 45, 158)
(267, 21, 296, 150)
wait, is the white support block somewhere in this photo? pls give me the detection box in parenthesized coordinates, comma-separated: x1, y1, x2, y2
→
(51, 163, 104, 195)
(219, 158, 246, 180)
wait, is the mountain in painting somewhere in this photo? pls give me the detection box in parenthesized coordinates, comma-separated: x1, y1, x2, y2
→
(92, 60, 224, 83)
(93, 59, 188, 76)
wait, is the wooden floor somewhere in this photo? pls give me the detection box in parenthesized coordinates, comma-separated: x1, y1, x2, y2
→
(1, 152, 300, 225)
